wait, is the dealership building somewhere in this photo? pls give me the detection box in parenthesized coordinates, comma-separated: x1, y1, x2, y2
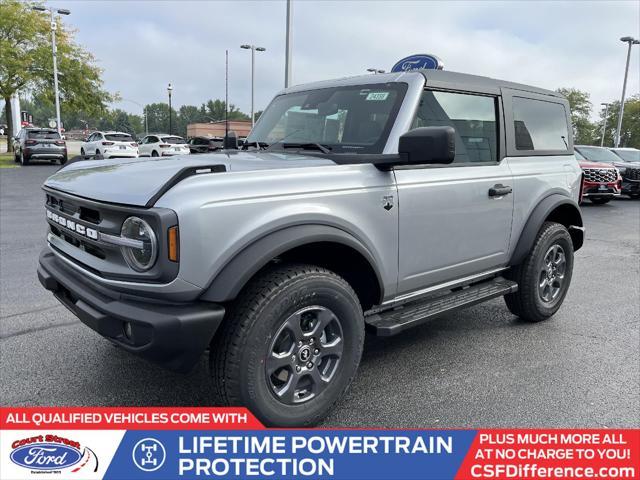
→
(187, 120, 252, 139)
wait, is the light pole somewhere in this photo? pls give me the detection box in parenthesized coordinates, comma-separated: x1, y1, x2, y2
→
(600, 103, 609, 147)
(285, 0, 293, 88)
(614, 36, 639, 147)
(32, 6, 70, 137)
(240, 44, 266, 127)
(167, 83, 173, 134)
(367, 68, 386, 74)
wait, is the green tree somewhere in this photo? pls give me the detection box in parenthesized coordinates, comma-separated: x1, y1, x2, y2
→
(556, 88, 598, 145)
(598, 95, 640, 149)
(205, 99, 249, 121)
(143, 102, 171, 134)
(0, 0, 112, 150)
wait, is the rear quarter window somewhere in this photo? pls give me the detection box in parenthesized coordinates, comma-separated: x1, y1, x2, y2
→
(512, 97, 569, 151)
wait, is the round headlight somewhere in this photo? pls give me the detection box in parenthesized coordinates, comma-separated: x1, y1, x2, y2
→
(120, 217, 157, 272)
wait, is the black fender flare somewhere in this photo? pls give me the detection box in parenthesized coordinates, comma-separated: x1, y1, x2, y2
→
(509, 194, 584, 266)
(200, 224, 384, 303)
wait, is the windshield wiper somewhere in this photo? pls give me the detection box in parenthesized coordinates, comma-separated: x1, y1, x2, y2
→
(241, 141, 269, 150)
(278, 142, 332, 154)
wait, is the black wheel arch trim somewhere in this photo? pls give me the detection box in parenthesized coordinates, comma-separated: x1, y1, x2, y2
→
(509, 194, 584, 266)
(200, 224, 384, 304)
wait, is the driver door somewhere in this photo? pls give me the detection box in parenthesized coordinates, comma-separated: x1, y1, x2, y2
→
(395, 89, 514, 295)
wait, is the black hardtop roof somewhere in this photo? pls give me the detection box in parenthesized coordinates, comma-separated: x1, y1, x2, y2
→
(419, 69, 563, 98)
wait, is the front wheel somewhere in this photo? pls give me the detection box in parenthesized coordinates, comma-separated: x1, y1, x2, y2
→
(504, 222, 574, 322)
(590, 197, 610, 204)
(210, 264, 364, 427)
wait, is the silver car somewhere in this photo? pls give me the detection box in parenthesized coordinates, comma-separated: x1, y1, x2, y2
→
(13, 128, 68, 165)
(38, 70, 584, 427)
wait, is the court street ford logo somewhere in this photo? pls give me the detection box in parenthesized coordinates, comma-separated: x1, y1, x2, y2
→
(10, 437, 82, 471)
(391, 53, 444, 72)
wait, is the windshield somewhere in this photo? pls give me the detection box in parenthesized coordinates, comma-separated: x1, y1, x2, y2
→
(105, 133, 134, 142)
(161, 136, 186, 144)
(612, 149, 640, 163)
(28, 130, 60, 139)
(575, 146, 620, 164)
(247, 83, 407, 154)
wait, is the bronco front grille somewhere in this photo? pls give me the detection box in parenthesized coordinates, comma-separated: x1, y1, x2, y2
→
(583, 168, 618, 183)
(43, 187, 179, 283)
(624, 168, 640, 181)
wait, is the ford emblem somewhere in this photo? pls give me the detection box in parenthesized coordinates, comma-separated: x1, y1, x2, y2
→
(10, 443, 82, 471)
(391, 54, 444, 73)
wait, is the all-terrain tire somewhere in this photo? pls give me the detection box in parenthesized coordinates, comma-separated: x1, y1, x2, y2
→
(504, 222, 574, 322)
(210, 263, 364, 427)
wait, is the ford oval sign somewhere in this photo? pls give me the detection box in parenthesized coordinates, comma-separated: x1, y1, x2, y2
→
(10, 443, 82, 471)
(391, 54, 443, 73)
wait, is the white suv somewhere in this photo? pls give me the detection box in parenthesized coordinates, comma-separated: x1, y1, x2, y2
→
(81, 131, 138, 159)
(139, 134, 190, 157)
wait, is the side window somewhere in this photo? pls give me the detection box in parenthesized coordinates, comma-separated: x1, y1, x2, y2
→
(512, 97, 569, 151)
(412, 91, 498, 163)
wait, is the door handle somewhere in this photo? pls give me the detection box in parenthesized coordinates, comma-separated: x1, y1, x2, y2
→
(488, 184, 513, 197)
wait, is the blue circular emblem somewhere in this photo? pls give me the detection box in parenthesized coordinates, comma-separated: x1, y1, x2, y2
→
(391, 54, 443, 73)
(132, 438, 166, 472)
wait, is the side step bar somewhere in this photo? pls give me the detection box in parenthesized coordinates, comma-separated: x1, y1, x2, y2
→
(366, 277, 518, 336)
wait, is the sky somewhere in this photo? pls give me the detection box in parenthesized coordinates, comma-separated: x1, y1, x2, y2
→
(44, 0, 640, 120)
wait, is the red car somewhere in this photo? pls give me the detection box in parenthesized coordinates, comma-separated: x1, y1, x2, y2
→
(575, 150, 621, 204)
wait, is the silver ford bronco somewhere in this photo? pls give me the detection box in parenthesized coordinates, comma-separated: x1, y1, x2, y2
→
(38, 70, 584, 426)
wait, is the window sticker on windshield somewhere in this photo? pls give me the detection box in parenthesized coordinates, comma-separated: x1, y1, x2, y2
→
(366, 92, 389, 101)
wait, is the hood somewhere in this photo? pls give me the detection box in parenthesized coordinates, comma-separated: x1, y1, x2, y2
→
(578, 160, 618, 169)
(43, 150, 336, 206)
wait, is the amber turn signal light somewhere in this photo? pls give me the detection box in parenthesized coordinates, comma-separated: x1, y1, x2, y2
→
(168, 226, 179, 262)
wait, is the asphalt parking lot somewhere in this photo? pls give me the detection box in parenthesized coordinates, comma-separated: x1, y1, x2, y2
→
(1, 163, 638, 428)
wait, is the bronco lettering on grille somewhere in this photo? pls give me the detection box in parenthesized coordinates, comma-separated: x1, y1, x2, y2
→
(46, 209, 98, 240)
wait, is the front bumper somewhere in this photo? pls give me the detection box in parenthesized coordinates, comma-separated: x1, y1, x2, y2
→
(582, 181, 621, 198)
(621, 178, 640, 195)
(38, 249, 225, 372)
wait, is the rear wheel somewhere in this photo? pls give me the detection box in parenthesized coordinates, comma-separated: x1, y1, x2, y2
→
(59, 156, 67, 165)
(152, 150, 159, 157)
(590, 197, 610, 204)
(20, 151, 29, 165)
(210, 263, 364, 427)
(629, 193, 640, 199)
(80, 148, 85, 156)
(505, 222, 574, 322)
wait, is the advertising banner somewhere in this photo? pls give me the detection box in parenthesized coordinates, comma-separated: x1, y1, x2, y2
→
(1, 407, 638, 480)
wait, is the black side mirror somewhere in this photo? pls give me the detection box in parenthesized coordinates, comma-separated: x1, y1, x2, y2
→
(398, 126, 455, 165)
